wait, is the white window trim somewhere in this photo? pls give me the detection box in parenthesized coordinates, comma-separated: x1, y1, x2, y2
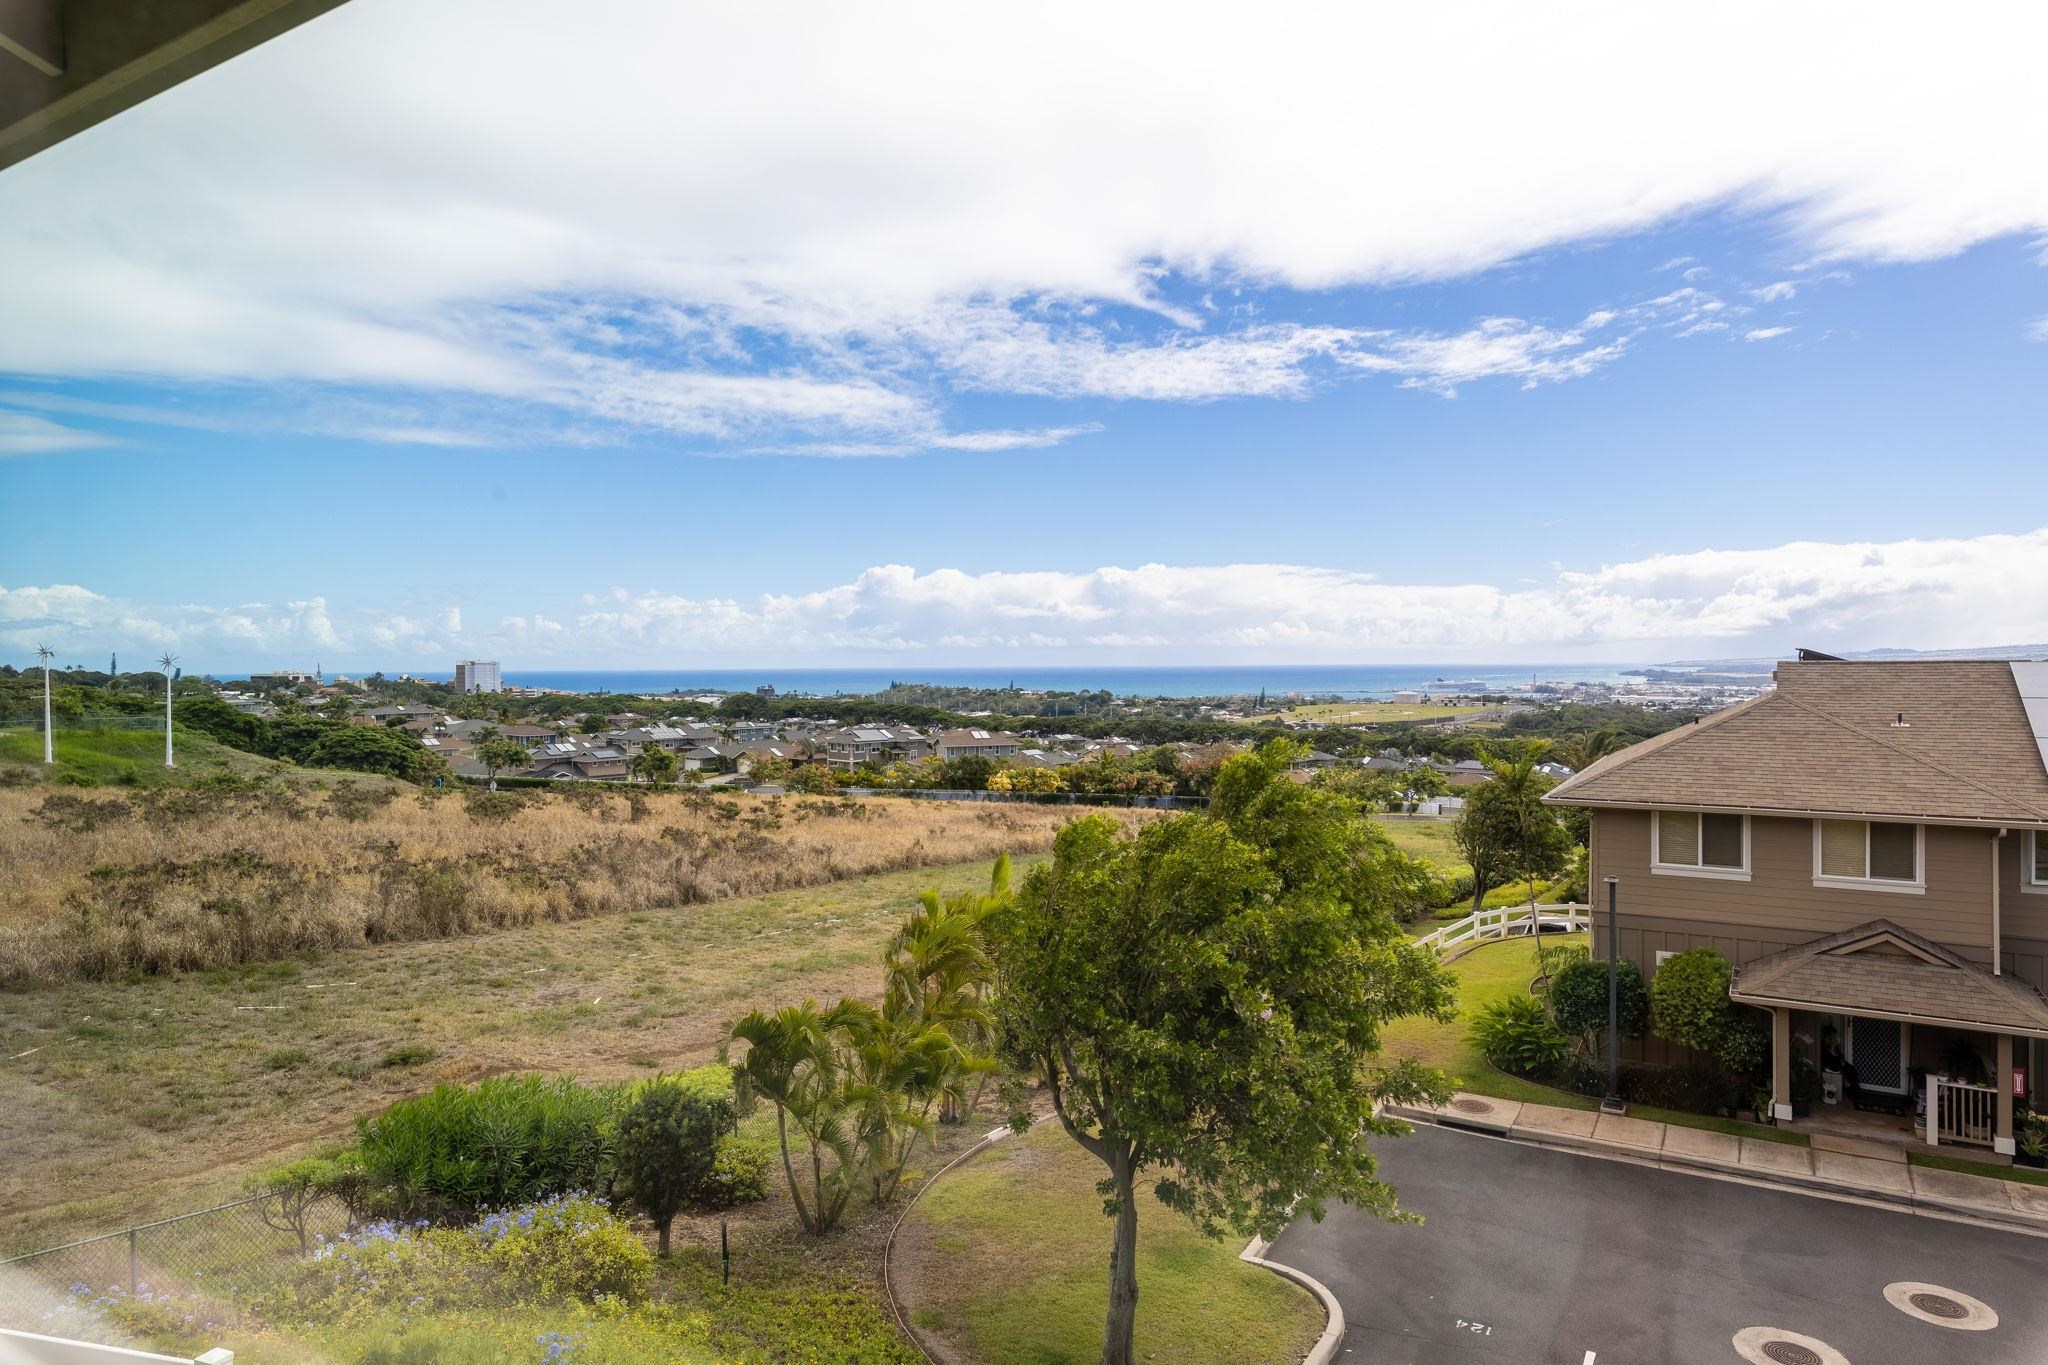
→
(2023, 830, 2048, 897)
(1811, 819, 1926, 895)
(1650, 809, 1752, 881)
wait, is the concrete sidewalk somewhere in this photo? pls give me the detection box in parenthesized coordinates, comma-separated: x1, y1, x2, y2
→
(1389, 1092, 2048, 1235)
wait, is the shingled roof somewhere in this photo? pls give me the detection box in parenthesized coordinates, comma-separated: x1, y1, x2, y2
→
(1545, 659, 2048, 826)
(1730, 918, 2048, 1037)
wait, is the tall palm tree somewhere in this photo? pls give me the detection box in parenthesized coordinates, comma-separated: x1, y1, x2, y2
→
(1553, 727, 1624, 776)
(884, 856, 1011, 1123)
(1479, 740, 1569, 933)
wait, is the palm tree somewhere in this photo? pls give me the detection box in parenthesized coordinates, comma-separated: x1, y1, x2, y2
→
(1478, 740, 1569, 933)
(1553, 727, 1624, 776)
(884, 856, 1011, 1123)
(728, 999, 870, 1235)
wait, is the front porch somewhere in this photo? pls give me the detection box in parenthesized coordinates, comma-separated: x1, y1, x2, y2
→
(1731, 919, 2048, 1159)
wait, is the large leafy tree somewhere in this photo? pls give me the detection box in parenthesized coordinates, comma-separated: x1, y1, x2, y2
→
(474, 737, 530, 791)
(991, 742, 1457, 1365)
(1453, 741, 1570, 916)
(630, 744, 678, 786)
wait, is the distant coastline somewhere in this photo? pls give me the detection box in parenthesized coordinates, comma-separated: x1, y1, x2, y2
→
(380, 663, 1646, 699)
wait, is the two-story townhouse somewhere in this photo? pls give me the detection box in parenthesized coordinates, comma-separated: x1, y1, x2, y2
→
(818, 726, 933, 772)
(1546, 656, 2048, 1157)
(935, 728, 1023, 760)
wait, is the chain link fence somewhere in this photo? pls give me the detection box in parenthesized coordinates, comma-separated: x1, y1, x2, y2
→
(0, 1194, 348, 1337)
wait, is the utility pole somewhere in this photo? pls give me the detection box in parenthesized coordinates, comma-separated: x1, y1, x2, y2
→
(1600, 875, 1625, 1115)
(37, 643, 54, 763)
(160, 653, 178, 767)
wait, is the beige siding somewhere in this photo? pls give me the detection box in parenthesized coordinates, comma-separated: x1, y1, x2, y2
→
(2001, 831, 2048, 944)
(1590, 809, 1998, 962)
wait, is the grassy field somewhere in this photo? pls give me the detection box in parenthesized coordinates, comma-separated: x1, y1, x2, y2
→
(1371, 813, 1464, 869)
(0, 777, 1136, 982)
(892, 1120, 1322, 1365)
(1248, 701, 1486, 725)
(0, 725, 312, 789)
(0, 855, 1039, 1254)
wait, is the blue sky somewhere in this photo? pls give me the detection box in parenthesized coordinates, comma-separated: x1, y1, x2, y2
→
(4, 2, 2048, 671)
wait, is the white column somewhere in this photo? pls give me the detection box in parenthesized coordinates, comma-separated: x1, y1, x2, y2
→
(1995, 1034, 2016, 1156)
(1772, 1008, 1794, 1122)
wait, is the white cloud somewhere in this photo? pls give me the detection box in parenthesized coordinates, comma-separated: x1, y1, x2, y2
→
(0, 412, 113, 456)
(0, 1, 2042, 450)
(1751, 281, 1800, 302)
(13, 529, 2048, 665)
(2027, 316, 2048, 342)
(1744, 326, 1795, 342)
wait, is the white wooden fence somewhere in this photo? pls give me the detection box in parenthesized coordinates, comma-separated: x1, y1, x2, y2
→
(1927, 1075, 1998, 1148)
(1416, 903, 1590, 953)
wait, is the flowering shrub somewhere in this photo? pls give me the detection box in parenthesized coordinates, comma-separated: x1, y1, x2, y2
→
(38, 1281, 231, 1353)
(280, 1193, 650, 1324)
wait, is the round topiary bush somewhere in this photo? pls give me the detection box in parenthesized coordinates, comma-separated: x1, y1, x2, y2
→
(1548, 956, 1649, 1045)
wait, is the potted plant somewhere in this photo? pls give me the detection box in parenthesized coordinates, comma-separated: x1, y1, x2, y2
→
(1750, 1086, 1774, 1125)
(2018, 1114, 2048, 1170)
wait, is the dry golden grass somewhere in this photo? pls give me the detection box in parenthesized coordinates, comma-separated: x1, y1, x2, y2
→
(0, 783, 1146, 982)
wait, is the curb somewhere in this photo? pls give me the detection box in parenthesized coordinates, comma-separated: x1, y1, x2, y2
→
(881, 1120, 1033, 1363)
(1392, 1105, 2048, 1237)
(1239, 1234, 1344, 1365)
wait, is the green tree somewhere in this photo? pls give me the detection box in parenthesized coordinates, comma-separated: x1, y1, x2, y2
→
(1548, 956, 1649, 1051)
(938, 754, 995, 790)
(474, 738, 530, 792)
(303, 725, 445, 783)
(1648, 947, 1771, 1076)
(991, 743, 1456, 1365)
(631, 744, 678, 786)
(728, 999, 871, 1235)
(614, 1072, 739, 1254)
(1452, 742, 1568, 917)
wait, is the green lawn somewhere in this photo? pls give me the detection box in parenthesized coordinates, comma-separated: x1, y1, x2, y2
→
(1252, 701, 1485, 725)
(894, 1121, 1322, 1365)
(1385, 936, 1807, 1145)
(1910, 1150, 2048, 1189)
(1372, 814, 1462, 864)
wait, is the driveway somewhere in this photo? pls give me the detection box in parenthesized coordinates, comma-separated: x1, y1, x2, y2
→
(1270, 1122, 2048, 1364)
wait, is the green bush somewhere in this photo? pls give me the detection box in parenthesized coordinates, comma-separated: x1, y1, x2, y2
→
(1548, 956, 1649, 1045)
(706, 1134, 775, 1208)
(613, 1070, 738, 1254)
(1468, 994, 1572, 1076)
(1648, 947, 1769, 1075)
(353, 1076, 617, 1222)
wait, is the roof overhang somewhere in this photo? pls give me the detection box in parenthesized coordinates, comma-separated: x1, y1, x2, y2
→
(1542, 793, 2048, 833)
(1728, 987, 2048, 1041)
(1729, 918, 2048, 1038)
(1, 0, 350, 174)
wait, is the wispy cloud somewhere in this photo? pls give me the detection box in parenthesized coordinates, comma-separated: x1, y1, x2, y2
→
(0, 412, 113, 456)
(0, 2, 2041, 455)
(1744, 326, 1795, 342)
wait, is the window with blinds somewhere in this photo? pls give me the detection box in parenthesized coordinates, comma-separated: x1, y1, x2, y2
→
(1816, 819, 1919, 885)
(1654, 810, 1746, 874)
(2031, 831, 2048, 887)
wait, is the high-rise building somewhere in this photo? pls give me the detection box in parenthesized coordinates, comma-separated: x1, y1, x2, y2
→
(454, 660, 502, 694)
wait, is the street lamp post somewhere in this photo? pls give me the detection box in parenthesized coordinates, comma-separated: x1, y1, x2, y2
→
(1600, 875, 1626, 1115)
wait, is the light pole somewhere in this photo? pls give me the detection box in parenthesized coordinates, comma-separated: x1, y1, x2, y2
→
(1600, 875, 1626, 1115)
(160, 653, 178, 768)
(36, 643, 54, 764)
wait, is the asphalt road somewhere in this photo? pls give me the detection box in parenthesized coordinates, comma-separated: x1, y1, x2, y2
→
(1270, 1123, 2048, 1365)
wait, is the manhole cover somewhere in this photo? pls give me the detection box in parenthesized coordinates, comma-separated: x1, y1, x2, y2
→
(1451, 1098, 1493, 1115)
(1760, 1344, 1822, 1365)
(1884, 1281, 1998, 1330)
(1732, 1327, 1849, 1365)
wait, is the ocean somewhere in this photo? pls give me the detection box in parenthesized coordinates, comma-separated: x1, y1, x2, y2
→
(397, 664, 1645, 699)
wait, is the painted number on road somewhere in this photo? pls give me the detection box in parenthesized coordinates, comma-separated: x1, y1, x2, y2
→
(1455, 1320, 1493, 1336)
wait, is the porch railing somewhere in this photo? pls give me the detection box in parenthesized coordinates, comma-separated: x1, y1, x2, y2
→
(1416, 903, 1589, 954)
(1927, 1075, 1997, 1148)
